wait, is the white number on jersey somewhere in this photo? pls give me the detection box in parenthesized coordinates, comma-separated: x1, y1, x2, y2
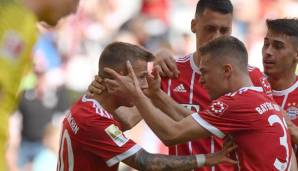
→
(57, 129, 74, 171)
(268, 115, 289, 171)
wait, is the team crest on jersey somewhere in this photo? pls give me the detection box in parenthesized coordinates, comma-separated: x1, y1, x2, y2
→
(0, 31, 24, 60)
(210, 101, 228, 114)
(287, 103, 298, 120)
(105, 124, 129, 147)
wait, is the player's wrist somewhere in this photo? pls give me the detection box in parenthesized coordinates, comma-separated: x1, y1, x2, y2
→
(195, 154, 206, 167)
(146, 88, 163, 99)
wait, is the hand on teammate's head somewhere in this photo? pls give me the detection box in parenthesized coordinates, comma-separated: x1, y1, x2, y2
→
(144, 66, 162, 97)
(154, 49, 179, 78)
(86, 76, 105, 98)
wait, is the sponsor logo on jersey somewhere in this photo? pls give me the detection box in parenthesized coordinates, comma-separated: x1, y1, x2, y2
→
(210, 101, 228, 114)
(105, 124, 129, 147)
(287, 103, 298, 120)
(173, 84, 186, 93)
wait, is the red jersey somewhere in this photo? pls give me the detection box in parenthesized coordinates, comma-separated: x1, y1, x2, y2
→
(57, 95, 141, 171)
(273, 77, 298, 125)
(192, 87, 292, 171)
(273, 76, 298, 159)
(160, 54, 272, 171)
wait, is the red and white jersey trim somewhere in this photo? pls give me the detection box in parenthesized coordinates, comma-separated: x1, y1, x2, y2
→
(191, 113, 225, 138)
(81, 95, 113, 119)
(176, 54, 191, 63)
(273, 80, 298, 96)
(106, 144, 141, 167)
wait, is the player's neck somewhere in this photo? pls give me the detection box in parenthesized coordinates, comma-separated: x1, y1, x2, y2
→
(267, 72, 297, 91)
(193, 51, 201, 67)
(231, 74, 253, 92)
(93, 93, 119, 113)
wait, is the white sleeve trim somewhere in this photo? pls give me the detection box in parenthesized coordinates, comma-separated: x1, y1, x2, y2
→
(106, 144, 142, 167)
(191, 113, 225, 138)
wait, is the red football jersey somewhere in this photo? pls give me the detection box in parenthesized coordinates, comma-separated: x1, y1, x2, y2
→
(273, 77, 298, 125)
(161, 54, 272, 171)
(273, 76, 298, 159)
(192, 87, 292, 171)
(57, 95, 141, 171)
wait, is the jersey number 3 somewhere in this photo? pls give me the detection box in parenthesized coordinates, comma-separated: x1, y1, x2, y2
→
(268, 115, 290, 171)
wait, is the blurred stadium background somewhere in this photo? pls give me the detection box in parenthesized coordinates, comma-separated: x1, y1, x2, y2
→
(6, 0, 298, 171)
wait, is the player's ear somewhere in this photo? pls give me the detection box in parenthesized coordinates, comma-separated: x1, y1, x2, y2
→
(223, 64, 232, 78)
(191, 18, 198, 33)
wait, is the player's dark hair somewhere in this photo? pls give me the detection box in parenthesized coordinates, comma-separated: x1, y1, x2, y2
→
(266, 18, 298, 47)
(199, 36, 248, 72)
(195, 0, 233, 17)
(98, 42, 154, 78)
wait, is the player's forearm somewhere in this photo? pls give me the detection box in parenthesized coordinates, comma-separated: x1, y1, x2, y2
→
(289, 125, 298, 144)
(284, 115, 298, 144)
(135, 150, 198, 171)
(134, 93, 181, 145)
(149, 90, 192, 121)
(113, 106, 142, 131)
(290, 148, 298, 171)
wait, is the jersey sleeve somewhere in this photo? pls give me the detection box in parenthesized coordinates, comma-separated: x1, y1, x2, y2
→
(191, 98, 254, 138)
(248, 67, 272, 95)
(77, 117, 141, 167)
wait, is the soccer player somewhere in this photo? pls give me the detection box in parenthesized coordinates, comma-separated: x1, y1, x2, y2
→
(262, 18, 298, 159)
(88, 1, 271, 171)
(57, 42, 237, 171)
(104, 37, 293, 170)
(1, 0, 79, 170)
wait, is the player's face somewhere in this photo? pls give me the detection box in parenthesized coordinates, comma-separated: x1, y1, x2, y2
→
(199, 55, 227, 100)
(117, 60, 149, 107)
(191, 9, 232, 49)
(262, 30, 298, 77)
(42, 0, 79, 26)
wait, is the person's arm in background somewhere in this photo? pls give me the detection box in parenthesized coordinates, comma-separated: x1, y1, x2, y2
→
(290, 149, 298, 171)
(283, 111, 298, 144)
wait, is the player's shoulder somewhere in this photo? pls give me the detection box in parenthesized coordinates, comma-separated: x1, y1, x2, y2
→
(248, 65, 263, 75)
(273, 77, 298, 96)
(210, 87, 267, 115)
(221, 87, 265, 104)
(71, 95, 114, 121)
(176, 53, 192, 64)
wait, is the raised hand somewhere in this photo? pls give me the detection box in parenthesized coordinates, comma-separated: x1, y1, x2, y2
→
(205, 141, 238, 166)
(154, 49, 180, 78)
(86, 76, 106, 98)
(103, 61, 145, 102)
(144, 66, 162, 97)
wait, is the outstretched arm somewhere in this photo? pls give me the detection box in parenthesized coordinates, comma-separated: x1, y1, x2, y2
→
(123, 145, 237, 171)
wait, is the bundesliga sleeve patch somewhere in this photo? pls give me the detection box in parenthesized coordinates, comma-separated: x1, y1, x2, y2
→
(210, 101, 228, 115)
(105, 124, 129, 147)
